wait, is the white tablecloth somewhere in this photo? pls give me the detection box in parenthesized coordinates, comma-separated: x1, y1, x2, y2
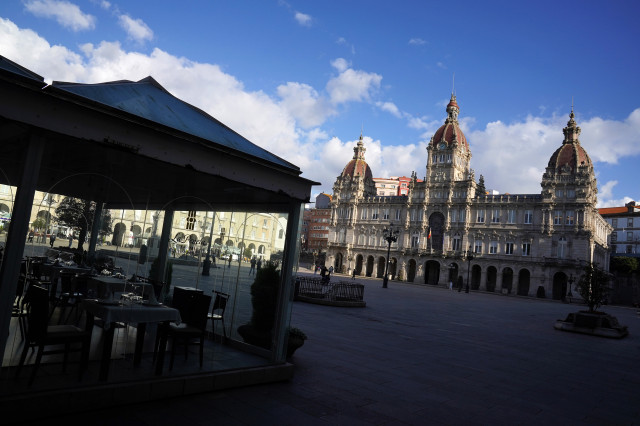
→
(81, 299, 180, 329)
(88, 276, 153, 299)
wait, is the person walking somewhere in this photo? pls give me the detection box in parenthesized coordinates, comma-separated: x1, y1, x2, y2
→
(256, 258, 262, 271)
(68, 233, 73, 248)
(352, 268, 356, 280)
(449, 280, 453, 291)
(249, 257, 256, 275)
(49, 232, 56, 248)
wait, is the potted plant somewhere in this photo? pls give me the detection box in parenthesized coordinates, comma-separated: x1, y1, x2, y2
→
(555, 262, 628, 338)
(238, 262, 307, 357)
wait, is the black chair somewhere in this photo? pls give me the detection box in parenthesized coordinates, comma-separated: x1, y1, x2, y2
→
(208, 291, 229, 339)
(158, 291, 212, 370)
(16, 285, 91, 386)
(50, 272, 86, 324)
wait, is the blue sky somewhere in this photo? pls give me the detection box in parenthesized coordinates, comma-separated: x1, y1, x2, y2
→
(1, 0, 639, 207)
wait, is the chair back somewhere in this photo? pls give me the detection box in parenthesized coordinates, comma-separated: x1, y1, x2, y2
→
(212, 291, 229, 314)
(59, 272, 75, 294)
(25, 285, 50, 344)
(182, 293, 212, 330)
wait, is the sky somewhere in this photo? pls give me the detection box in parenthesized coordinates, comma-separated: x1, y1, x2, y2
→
(1, 0, 639, 207)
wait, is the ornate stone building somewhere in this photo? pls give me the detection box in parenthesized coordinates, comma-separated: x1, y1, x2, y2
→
(327, 94, 611, 299)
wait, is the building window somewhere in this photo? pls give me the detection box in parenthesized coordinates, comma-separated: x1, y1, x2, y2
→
(611, 232, 618, 242)
(505, 242, 514, 255)
(558, 236, 567, 259)
(452, 235, 461, 251)
(566, 189, 575, 198)
(451, 209, 458, 223)
(627, 232, 633, 241)
(361, 208, 368, 220)
(554, 211, 563, 225)
(369, 235, 376, 246)
(566, 210, 574, 225)
(555, 189, 563, 198)
(491, 209, 500, 223)
(489, 241, 498, 254)
(628, 218, 634, 227)
(372, 209, 379, 220)
(357, 234, 365, 245)
(524, 210, 533, 224)
(477, 209, 485, 223)
(474, 241, 482, 254)
(507, 209, 516, 224)
(411, 233, 420, 248)
(395, 209, 401, 221)
(627, 245, 633, 254)
(612, 218, 617, 227)
(522, 242, 531, 256)
(383, 208, 389, 220)
(460, 209, 466, 223)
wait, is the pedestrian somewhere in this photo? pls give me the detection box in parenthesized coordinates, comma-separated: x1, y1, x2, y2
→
(228, 256, 232, 268)
(249, 257, 256, 275)
(352, 268, 356, 280)
(27, 229, 34, 243)
(68, 233, 73, 248)
(257, 258, 262, 271)
(49, 233, 56, 248)
(328, 265, 334, 276)
(449, 280, 453, 291)
(314, 264, 318, 274)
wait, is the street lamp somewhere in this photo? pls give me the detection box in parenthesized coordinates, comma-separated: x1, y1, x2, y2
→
(465, 246, 474, 293)
(567, 274, 574, 298)
(382, 224, 399, 288)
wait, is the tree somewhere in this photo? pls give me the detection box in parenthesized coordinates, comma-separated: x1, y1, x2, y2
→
(610, 256, 638, 275)
(55, 198, 112, 250)
(31, 218, 46, 231)
(576, 262, 610, 313)
(476, 175, 486, 197)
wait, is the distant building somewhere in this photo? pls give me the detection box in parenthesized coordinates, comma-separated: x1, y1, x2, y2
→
(599, 201, 640, 256)
(374, 176, 421, 196)
(307, 193, 331, 252)
(327, 94, 611, 299)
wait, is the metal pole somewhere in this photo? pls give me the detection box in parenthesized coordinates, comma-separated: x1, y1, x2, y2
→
(383, 238, 391, 288)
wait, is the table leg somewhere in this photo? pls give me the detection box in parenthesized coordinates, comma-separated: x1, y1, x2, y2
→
(99, 322, 115, 381)
(133, 323, 147, 366)
(155, 321, 169, 376)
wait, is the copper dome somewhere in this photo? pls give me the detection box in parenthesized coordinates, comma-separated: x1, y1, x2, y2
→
(430, 94, 469, 151)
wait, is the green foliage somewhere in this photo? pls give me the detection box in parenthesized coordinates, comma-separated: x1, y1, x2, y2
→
(31, 218, 46, 230)
(55, 197, 85, 228)
(576, 262, 610, 313)
(610, 257, 638, 275)
(249, 261, 281, 332)
(476, 175, 486, 197)
(243, 247, 253, 259)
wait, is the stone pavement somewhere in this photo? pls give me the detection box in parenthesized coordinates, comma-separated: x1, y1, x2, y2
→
(20, 273, 640, 425)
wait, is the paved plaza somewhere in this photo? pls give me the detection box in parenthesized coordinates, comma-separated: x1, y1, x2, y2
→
(18, 269, 640, 425)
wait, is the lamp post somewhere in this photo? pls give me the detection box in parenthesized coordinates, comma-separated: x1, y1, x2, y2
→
(465, 246, 474, 293)
(449, 263, 456, 290)
(382, 224, 399, 288)
(567, 274, 574, 298)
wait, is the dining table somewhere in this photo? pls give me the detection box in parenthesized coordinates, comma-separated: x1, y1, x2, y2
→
(87, 276, 153, 300)
(81, 299, 181, 381)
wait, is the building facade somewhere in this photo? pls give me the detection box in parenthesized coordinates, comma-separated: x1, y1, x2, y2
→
(327, 94, 611, 299)
(599, 201, 640, 256)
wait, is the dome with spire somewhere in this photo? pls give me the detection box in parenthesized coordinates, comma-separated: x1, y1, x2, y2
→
(546, 109, 592, 175)
(341, 134, 373, 180)
(430, 94, 469, 151)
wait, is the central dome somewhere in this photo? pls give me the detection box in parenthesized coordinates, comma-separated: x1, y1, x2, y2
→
(341, 135, 373, 180)
(430, 94, 469, 151)
(547, 109, 592, 174)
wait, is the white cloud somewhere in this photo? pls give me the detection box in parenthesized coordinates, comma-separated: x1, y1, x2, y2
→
(409, 38, 426, 46)
(294, 11, 312, 27)
(23, 0, 96, 31)
(277, 82, 335, 128)
(118, 14, 153, 43)
(375, 101, 402, 118)
(100, 1, 111, 10)
(326, 64, 382, 104)
(330, 58, 349, 73)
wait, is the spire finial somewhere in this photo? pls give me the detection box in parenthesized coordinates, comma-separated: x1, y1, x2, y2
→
(452, 72, 455, 96)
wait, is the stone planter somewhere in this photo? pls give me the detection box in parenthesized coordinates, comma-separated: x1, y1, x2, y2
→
(554, 311, 628, 339)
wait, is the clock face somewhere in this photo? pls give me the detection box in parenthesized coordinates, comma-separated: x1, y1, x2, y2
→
(439, 142, 446, 150)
